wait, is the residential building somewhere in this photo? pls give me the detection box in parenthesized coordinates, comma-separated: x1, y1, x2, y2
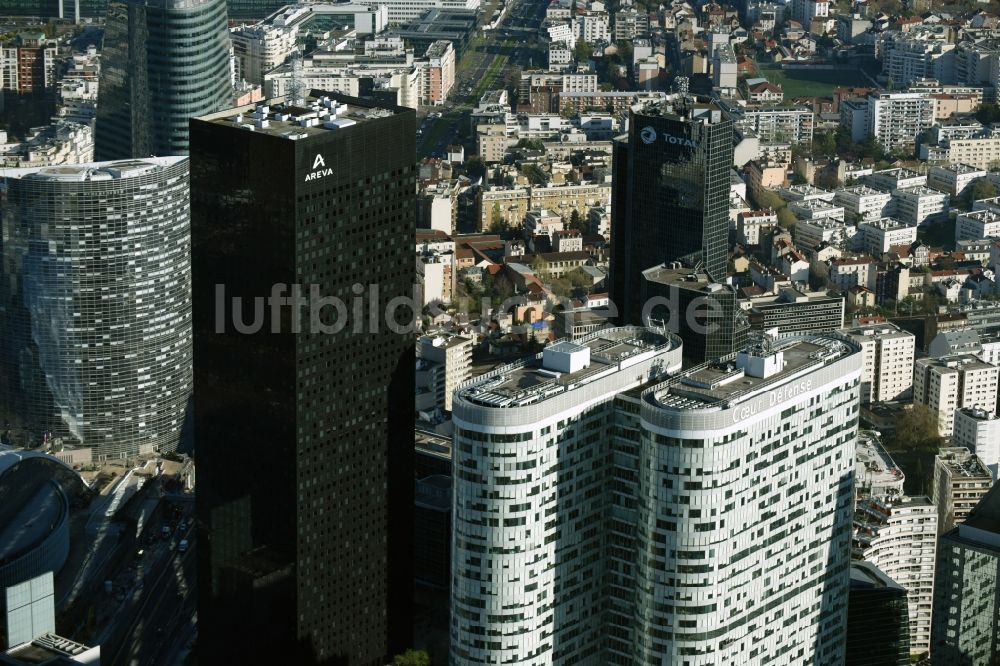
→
(891, 186, 949, 226)
(853, 496, 938, 654)
(736, 209, 776, 246)
(868, 168, 927, 192)
(955, 208, 1000, 242)
(723, 101, 815, 145)
(927, 163, 987, 198)
(933, 448, 995, 533)
(230, 23, 297, 86)
(417, 333, 472, 412)
(857, 218, 919, 255)
(611, 96, 734, 325)
(842, 322, 916, 403)
(830, 257, 875, 291)
(866, 92, 935, 154)
(190, 93, 415, 665)
(952, 407, 1000, 481)
(846, 562, 910, 666)
(0, 158, 192, 459)
(95, 0, 233, 159)
(855, 431, 906, 500)
(835, 185, 895, 223)
(795, 217, 854, 249)
(0, 32, 57, 94)
(914, 355, 1000, 435)
(418, 40, 455, 105)
(931, 483, 1000, 665)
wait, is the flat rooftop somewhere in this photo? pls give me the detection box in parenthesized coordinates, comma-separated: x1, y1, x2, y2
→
(458, 328, 675, 409)
(855, 431, 905, 487)
(937, 447, 992, 479)
(195, 92, 404, 140)
(649, 336, 854, 411)
(642, 265, 736, 294)
(844, 322, 912, 340)
(859, 217, 916, 230)
(0, 157, 185, 182)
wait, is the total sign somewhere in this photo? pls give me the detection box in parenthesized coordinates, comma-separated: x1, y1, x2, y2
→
(639, 126, 698, 148)
(303, 153, 334, 182)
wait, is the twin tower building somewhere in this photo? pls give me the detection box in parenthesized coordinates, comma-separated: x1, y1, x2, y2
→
(1, 86, 868, 665)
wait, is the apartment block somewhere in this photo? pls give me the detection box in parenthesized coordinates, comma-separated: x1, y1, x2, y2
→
(952, 407, 1000, 481)
(914, 355, 1000, 435)
(933, 448, 994, 534)
(842, 322, 916, 403)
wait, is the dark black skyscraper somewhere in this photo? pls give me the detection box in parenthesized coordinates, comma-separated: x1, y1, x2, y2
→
(190, 93, 415, 665)
(611, 96, 733, 325)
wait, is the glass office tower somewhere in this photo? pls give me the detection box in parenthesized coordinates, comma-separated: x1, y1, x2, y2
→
(0, 158, 193, 459)
(190, 93, 415, 666)
(611, 95, 733, 326)
(931, 483, 1000, 664)
(95, 0, 232, 159)
(846, 562, 910, 666)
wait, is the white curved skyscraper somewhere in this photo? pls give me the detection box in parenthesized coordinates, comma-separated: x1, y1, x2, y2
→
(0, 158, 192, 458)
(449, 332, 864, 665)
(450, 327, 683, 664)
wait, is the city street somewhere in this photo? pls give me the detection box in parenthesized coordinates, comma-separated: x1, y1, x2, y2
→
(417, 0, 549, 158)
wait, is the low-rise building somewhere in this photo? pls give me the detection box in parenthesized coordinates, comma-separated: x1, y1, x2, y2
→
(955, 208, 1000, 242)
(927, 163, 987, 198)
(891, 186, 949, 226)
(835, 185, 895, 222)
(857, 218, 919, 255)
(868, 167, 926, 191)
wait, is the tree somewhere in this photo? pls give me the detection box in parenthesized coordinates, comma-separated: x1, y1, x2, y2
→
(967, 177, 998, 207)
(489, 202, 507, 233)
(574, 40, 593, 62)
(776, 207, 797, 230)
(393, 649, 431, 666)
(975, 102, 1000, 125)
(568, 209, 585, 232)
(531, 255, 551, 280)
(753, 189, 785, 211)
(808, 260, 830, 290)
(890, 403, 943, 457)
(465, 156, 486, 182)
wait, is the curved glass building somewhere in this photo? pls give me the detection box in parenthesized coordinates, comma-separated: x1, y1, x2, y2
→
(95, 0, 232, 159)
(0, 158, 193, 459)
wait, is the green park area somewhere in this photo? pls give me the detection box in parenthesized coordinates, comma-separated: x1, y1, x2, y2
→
(754, 63, 873, 98)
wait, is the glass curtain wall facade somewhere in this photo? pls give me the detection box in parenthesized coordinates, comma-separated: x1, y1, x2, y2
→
(611, 96, 733, 326)
(846, 562, 910, 666)
(95, 0, 232, 159)
(191, 93, 415, 666)
(0, 158, 193, 458)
